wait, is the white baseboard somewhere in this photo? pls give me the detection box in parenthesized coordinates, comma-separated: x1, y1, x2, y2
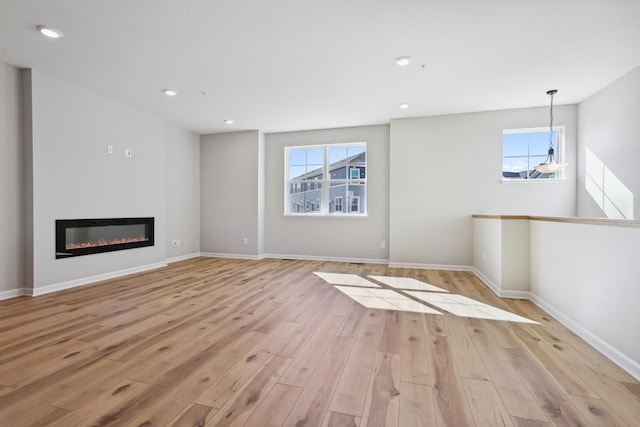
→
(166, 252, 202, 264)
(200, 252, 263, 261)
(0, 287, 29, 301)
(529, 293, 640, 381)
(388, 262, 473, 271)
(499, 289, 532, 299)
(30, 261, 167, 297)
(262, 253, 388, 265)
(470, 267, 501, 296)
(470, 267, 530, 299)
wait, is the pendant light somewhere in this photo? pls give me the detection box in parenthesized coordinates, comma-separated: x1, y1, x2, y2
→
(535, 89, 567, 174)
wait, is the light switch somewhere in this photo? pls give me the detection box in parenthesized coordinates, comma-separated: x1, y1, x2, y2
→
(124, 148, 133, 157)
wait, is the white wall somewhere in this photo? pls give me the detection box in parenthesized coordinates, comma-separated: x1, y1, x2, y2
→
(578, 66, 640, 219)
(530, 220, 640, 378)
(264, 125, 390, 262)
(501, 219, 530, 293)
(390, 105, 577, 267)
(165, 122, 200, 260)
(26, 70, 168, 290)
(472, 218, 502, 288)
(473, 217, 530, 297)
(0, 63, 24, 296)
(200, 131, 261, 257)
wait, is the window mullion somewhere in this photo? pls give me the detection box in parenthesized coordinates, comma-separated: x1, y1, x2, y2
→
(321, 146, 329, 214)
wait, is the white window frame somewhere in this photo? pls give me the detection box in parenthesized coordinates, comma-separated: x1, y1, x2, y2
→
(502, 126, 566, 181)
(334, 196, 343, 213)
(284, 142, 367, 216)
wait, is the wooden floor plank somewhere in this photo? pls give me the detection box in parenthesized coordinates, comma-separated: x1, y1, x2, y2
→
(542, 340, 640, 425)
(203, 355, 292, 426)
(243, 383, 302, 427)
(512, 416, 553, 426)
(322, 411, 360, 427)
(168, 403, 215, 427)
(378, 310, 402, 354)
(194, 321, 297, 408)
(398, 381, 437, 427)
(621, 381, 640, 400)
(399, 312, 432, 385)
(3, 403, 70, 427)
(329, 322, 383, 416)
(467, 326, 550, 422)
(360, 351, 401, 427)
(444, 315, 489, 381)
(48, 379, 148, 426)
(504, 347, 590, 426)
(462, 377, 514, 427)
(508, 323, 599, 398)
(426, 335, 475, 427)
(279, 314, 346, 388)
(566, 394, 628, 426)
(282, 335, 354, 427)
(84, 350, 218, 426)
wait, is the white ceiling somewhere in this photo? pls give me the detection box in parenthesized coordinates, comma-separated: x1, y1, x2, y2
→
(1, 0, 639, 134)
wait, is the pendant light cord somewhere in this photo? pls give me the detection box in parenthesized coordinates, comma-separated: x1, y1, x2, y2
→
(547, 89, 557, 149)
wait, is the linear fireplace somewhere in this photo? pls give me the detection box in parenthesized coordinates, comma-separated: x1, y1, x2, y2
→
(56, 217, 154, 259)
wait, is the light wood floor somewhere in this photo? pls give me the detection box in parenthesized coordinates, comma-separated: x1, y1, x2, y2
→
(1, 258, 639, 426)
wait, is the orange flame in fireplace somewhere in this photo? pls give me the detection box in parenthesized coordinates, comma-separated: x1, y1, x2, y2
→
(66, 235, 149, 250)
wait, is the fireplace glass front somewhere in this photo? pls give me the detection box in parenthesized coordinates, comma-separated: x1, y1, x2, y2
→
(56, 217, 154, 259)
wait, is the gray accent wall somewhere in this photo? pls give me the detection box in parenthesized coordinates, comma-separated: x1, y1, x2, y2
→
(165, 122, 200, 258)
(578, 66, 640, 219)
(264, 125, 390, 261)
(389, 106, 578, 267)
(0, 63, 24, 294)
(200, 130, 263, 257)
(27, 69, 167, 288)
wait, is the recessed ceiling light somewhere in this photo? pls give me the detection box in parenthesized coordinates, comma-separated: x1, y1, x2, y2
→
(394, 56, 411, 66)
(163, 89, 177, 96)
(400, 103, 409, 109)
(224, 119, 234, 125)
(36, 25, 63, 39)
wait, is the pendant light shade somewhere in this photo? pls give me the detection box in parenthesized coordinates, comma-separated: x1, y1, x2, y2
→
(535, 89, 567, 174)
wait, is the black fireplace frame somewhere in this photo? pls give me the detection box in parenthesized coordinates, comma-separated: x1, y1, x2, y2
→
(56, 217, 154, 259)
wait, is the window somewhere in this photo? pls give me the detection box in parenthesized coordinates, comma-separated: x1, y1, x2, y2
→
(502, 127, 565, 180)
(350, 195, 360, 212)
(285, 143, 367, 215)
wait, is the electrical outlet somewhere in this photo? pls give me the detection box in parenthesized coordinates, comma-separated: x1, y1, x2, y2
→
(171, 240, 178, 247)
(243, 238, 248, 245)
(107, 144, 113, 154)
(380, 241, 386, 249)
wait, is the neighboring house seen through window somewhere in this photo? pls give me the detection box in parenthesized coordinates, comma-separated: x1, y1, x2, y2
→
(502, 127, 565, 180)
(285, 143, 367, 215)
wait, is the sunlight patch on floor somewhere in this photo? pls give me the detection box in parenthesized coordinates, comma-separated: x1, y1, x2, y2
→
(313, 272, 380, 287)
(368, 275, 449, 292)
(314, 271, 537, 324)
(406, 291, 538, 324)
(334, 286, 443, 315)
